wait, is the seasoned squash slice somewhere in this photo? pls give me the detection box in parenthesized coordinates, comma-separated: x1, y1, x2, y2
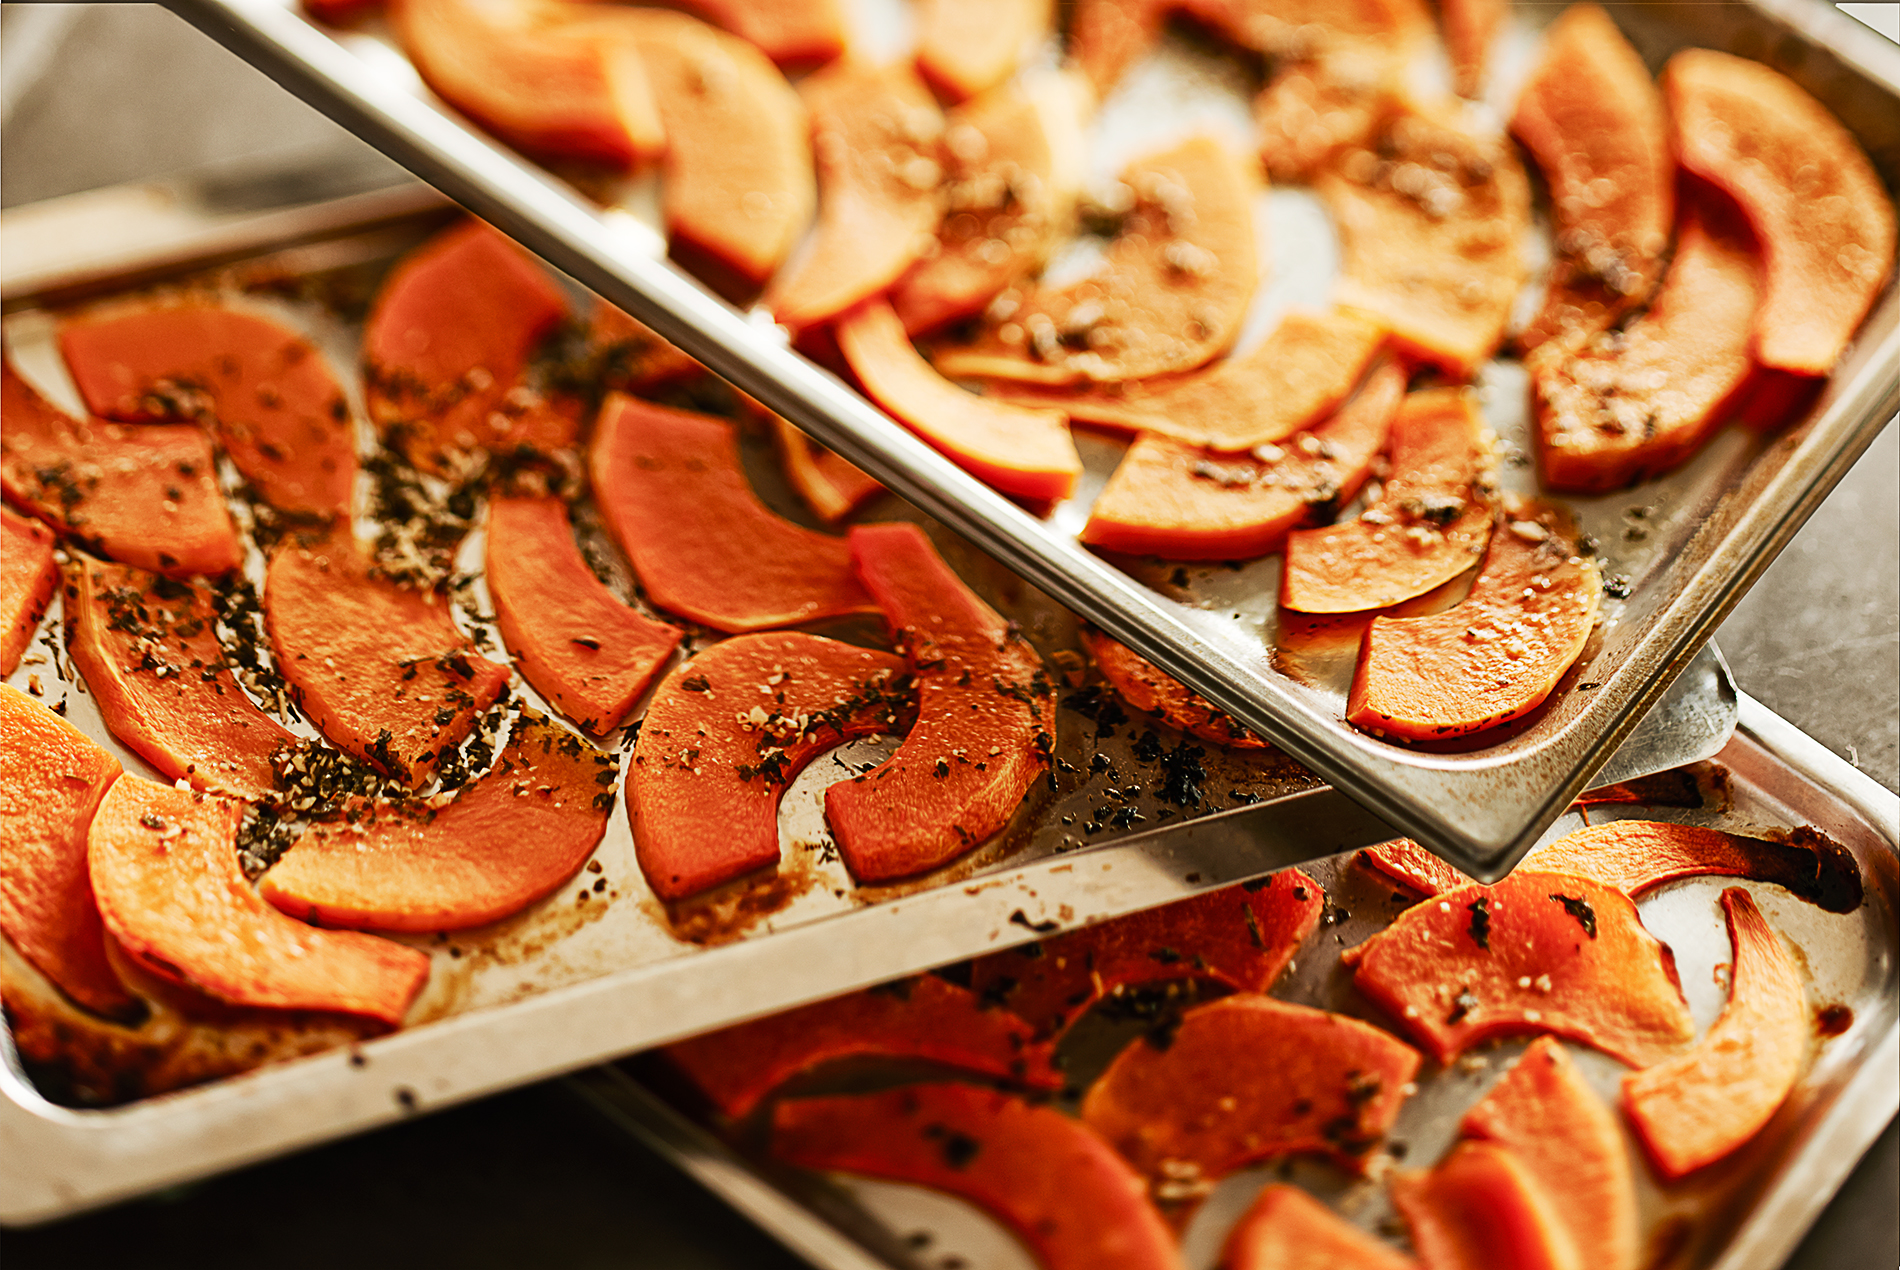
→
(1079, 627, 1269, 748)
(769, 414, 884, 525)
(915, 0, 1052, 102)
(1391, 1140, 1582, 1270)
(1222, 1184, 1418, 1270)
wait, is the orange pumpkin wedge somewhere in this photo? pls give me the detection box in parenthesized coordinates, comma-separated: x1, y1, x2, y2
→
(1440, 0, 1505, 98)
(64, 555, 297, 802)
(915, 0, 1052, 102)
(1347, 498, 1599, 740)
(585, 301, 701, 396)
(776, 1084, 1182, 1270)
(825, 523, 1055, 883)
(1081, 995, 1422, 1189)
(1390, 1140, 1582, 1270)
(2, 507, 58, 675)
(765, 62, 946, 335)
(931, 136, 1260, 386)
(2, 360, 240, 579)
(1664, 49, 1896, 377)
(1317, 106, 1530, 376)
(362, 219, 575, 475)
(769, 414, 884, 525)
(1621, 887, 1808, 1179)
(1079, 627, 1268, 748)
(265, 535, 510, 783)
(662, 0, 845, 67)
(1463, 1037, 1639, 1270)
(967, 871, 1323, 1039)
(588, 393, 877, 632)
(665, 974, 1060, 1121)
(1358, 838, 1474, 897)
(1222, 1184, 1418, 1270)
(1532, 197, 1762, 493)
(629, 631, 909, 901)
(1280, 388, 1495, 615)
(485, 494, 682, 735)
(836, 299, 1082, 502)
(259, 711, 613, 932)
(1066, 0, 1165, 95)
(1347, 871, 1695, 1067)
(59, 303, 356, 519)
(88, 777, 429, 1026)
(1081, 356, 1404, 560)
(0, 685, 133, 1018)
(1510, 4, 1672, 355)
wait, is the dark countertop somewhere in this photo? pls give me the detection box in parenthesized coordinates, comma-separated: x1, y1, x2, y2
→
(2, 7, 1894, 1267)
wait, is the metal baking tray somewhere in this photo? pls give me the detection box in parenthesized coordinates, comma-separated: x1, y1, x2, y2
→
(578, 690, 1900, 1270)
(160, 0, 1900, 877)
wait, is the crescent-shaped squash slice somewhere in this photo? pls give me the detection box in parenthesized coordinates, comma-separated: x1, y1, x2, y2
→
(390, 0, 663, 168)
(665, 974, 1060, 1121)
(1081, 357, 1404, 560)
(258, 711, 614, 932)
(59, 303, 356, 519)
(825, 523, 1055, 883)
(836, 299, 1081, 502)
(915, 0, 1052, 102)
(770, 414, 884, 525)
(1664, 49, 1896, 376)
(967, 871, 1323, 1039)
(265, 535, 510, 783)
(0, 685, 133, 1018)
(1358, 838, 1474, 897)
(765, 62, 946, 335)
(588, 394, 876, 632)
(773, 1083, 1182, 1270)
(1510, 5, 1672, 355)
(64, 556, 297, 801)
(1317, 106, 1530, 376)
(629, 631, 910, 901)
(1440, 0, 1504, 98)
(1079, 627, 1268, 748)
(1532, 198, 1761, 493)
(1081, 995, 1422, 1190)
(362, 219, 576, 475)
(1222, 1185, 1418, 1270)
(2, 361, 240, 579)
(1280, 388, 1494, 615)
(3, 508, 57, 675)
(665, 0, 845, 67)
(1347, 499, 1599, 740)
(485, 494, 682, 735)
(1621, 887, 1808, 1179)
(931, 137, 1260, 387)
(1347, 871, 1695, 1067)
(1462, 1037, 1639, 1270)
(1390, 1140, 1581, 1270)
(586, 301, 700, 396)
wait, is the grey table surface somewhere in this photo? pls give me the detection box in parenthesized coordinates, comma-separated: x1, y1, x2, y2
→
(1, 6, 1894, 1267)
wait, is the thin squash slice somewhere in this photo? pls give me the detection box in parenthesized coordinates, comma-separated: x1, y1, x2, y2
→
(2, 507, 58, 675)
(664, 0, 845, 67)
(1390, 1140, 1582, 1270)
(1079, 626, 1268, 748)
(915, 0, 1052, 102)
(1221, 1184, 1418, 1270)
(585, 301, 701, 395)
(769, 414, 884, 525)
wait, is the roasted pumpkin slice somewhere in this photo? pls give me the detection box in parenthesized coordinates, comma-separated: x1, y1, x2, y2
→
(1317, 106, 1530, 376)
(1081, 995, 1422, 1191)
(1532, 198, 1761, 493)
(1463, 1037, 1639, 1270)
(1347, 871, 1695, 1067)
(765, 62, 946, 334)
(774, 1083, 1181, 1270)
(0, 685, 132, 1018)
(2, 361, 239, 579)
(1347, 498, 1599, 740)
(891, 75, 1087, 336)
(362, 219, 574, 474)
(825, 523, 1054, 883)
(1391, 1140, 1582, 1270)
(770, 414, 884, 525)
(915, 0, 1051, 101)
(588, 393, 876, 632)
(1358, 838, 1474, 896)
(259, 712, 613, 932)
(1079, 627, 1268, 749)
(1280, 388, 1494, 615)
(585, 301, 700, 395)
(1066, 0, 1165, 94)
(64, 555, 297, 801)
(486, 494, 682, 735)
(666, 0, 844, 67)
(967, 873, 1323, 1039)
(1622, 887, 1807, 1179)
(931, 137, 1259, 387)
(1082, 357, 1404, 561)
(1510, 4, 1671, 355)
(1222, 1184, 1417, 1270)
(390, 0, 663, 168)
(59, 303, 356, 518)
(88, 777, 429, 1026)
(2, 507, 57, 675)
(1664, 49, 1896, 376)
(265, 536, 509, 783)
(836, 299, 1082, 502)
(665, 974, 1061, 1120)
(629, 631, 909, 901)
(1440, 0, 1504, 98)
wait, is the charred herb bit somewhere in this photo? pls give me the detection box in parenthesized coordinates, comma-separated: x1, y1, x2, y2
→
(975, 975, 1018, 1010)
(1008, 909, 1060, 935)
(1466, 896, 1492, 950)
(1549, 893, 1598, 939)
(680, 674, 712, 693)
(138, 813, 168, 831)
(868, 977, 916, 1002)
(1133, 729, 1163, 762)
(921, 1124, 982, 1170)
(1244, 905, 1265, 948)
(1447, 989, 1480, 1025)
(1097, 980, 1205, 1052)
(1156, 742, 1207, 808)
(1148, 946, 1182, 965)
(235, 803, 297, 879)
(1062, 684, 1128, 739)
